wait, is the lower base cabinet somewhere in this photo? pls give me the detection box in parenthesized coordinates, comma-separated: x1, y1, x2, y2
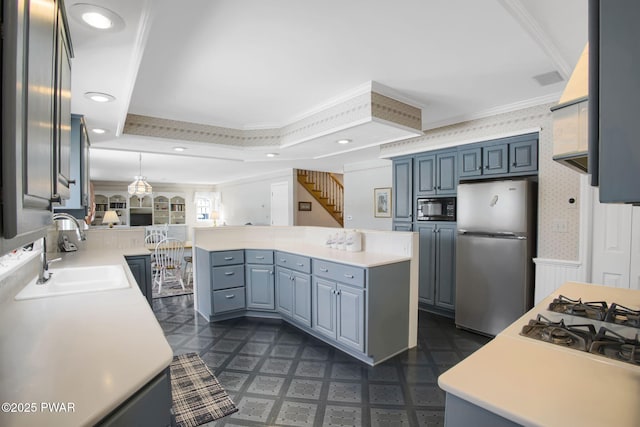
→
(246, 264, 275, 310)
(275, 266, 311, 327)
(99, 368, 173, 427)
(125, 255, 152, 307)
(195, 248, 411, 365)
(312, 277, 365, 353)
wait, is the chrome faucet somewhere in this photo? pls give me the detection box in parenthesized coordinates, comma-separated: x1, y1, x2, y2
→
(52, 212, 87, 242)
(37, 214, 87, 284)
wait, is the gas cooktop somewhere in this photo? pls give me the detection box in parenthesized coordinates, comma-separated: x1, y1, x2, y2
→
(520, 295, 640, 366)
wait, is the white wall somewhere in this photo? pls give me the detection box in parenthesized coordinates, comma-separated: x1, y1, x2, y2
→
(343, 159, 393, 230)
(215, 170, 295, 226)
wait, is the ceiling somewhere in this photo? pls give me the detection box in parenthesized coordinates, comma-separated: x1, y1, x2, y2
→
(65, 0, 587, 186)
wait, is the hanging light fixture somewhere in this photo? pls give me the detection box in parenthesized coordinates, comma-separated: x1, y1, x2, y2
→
(128, 153, 153, 196)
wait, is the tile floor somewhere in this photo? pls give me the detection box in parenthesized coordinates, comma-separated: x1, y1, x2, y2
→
(153, 295, 491, 427)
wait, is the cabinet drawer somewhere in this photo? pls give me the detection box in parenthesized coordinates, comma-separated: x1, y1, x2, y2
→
(245, 249, 274, 265)
(312, 259, 365, 288)
(211, 250, 244, 266)
(212, 265, 245, 290)
(213, 287, 245, 314)
(275, 252, 311, 274)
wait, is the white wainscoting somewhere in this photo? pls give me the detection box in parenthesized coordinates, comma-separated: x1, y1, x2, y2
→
(533, 258, 587, 304)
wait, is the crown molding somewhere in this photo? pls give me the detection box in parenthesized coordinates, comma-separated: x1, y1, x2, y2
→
(497, 0, 572, 78)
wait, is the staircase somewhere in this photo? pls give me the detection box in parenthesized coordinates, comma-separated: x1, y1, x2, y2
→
(297, 169, 344, 226)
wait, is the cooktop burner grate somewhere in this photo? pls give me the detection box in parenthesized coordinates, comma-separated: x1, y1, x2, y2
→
(604, 303, 640, 329)
(548, 295, 608, 321)
(590, 327, 640, 365)
(520, 314, 596, 352)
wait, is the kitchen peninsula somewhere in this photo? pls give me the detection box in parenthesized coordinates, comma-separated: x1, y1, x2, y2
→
(0, 247, 173, 427)
(193, 226, 418, 366)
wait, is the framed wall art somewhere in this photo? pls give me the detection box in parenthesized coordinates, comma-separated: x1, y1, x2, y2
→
(374, 187, 392, 218)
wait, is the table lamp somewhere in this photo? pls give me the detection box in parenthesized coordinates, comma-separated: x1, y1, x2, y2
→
(211, 211, 219, 227)
(102, 210, 120, 228)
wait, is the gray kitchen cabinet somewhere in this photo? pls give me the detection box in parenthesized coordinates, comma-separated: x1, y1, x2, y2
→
(414, 150, 457, 196)
(393, 222, 413, 232)
(312, 259, 365, 353)
(417, 222, 456, 314)
(195, 246, 411, 366)
(312, 277, 336, 339)
(275, 251, 311, 327)
(246, 250, 275, 310)
(594, 0, 640, 203)
(246, 266, 274, 310)
(275, 267, 294, 317)
(392, 157, 413, 223)
(458, 147, 483, 178)
(1, 0, 71, 245)
(54, 114, 91, 218)
(99, 368, 173, 427)
(509, 138, 538, 174)
(195, 248, 245, 320)
(457, 134, 538, 180)
(125, 255, 153, 307)
(53, 5, 73, 203)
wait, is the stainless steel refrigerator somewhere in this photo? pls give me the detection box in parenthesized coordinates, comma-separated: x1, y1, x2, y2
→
(455, 179, 536, 336)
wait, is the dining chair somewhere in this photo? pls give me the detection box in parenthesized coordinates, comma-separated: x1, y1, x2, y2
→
(145, 225, 168, 245)
(153, 238, 185, 293)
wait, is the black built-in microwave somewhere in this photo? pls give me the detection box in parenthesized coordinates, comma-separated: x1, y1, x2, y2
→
(416, 197, 456, 221)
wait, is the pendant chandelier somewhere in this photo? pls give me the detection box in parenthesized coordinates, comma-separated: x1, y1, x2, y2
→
(128, 153, 153, 196)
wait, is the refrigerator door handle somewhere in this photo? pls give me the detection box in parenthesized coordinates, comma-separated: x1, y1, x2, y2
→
(457, 230, 527, 239)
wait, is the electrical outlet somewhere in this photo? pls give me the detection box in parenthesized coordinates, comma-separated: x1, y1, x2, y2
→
(552, 219, 569, 233)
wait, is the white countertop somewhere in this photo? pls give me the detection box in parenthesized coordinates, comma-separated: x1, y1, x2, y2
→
(438, 281, 640, 427)
(0, 249, 172, 427)
(196, 240, 411, 268)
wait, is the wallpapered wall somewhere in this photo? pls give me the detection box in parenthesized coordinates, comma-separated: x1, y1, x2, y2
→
(379, 103, 582, 261)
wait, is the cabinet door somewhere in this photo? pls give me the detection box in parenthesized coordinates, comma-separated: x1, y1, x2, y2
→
(246, 265, 275, 310)
(458, 147, 483, 178)
(414, 154, 436, 196)
(393, 222, 412, 232)
(392, 158, 413, 222)
(435, 224, 456, 310)
(292, 273, 311, 327)
(126, 255, 152, 307)
(483, 144, 509, 175)
(416, 224, 437, 305)
(436, 151, 457, 194)
(276, 268, 294, 317)
(312, 277, 336, 339)
(509, 139, 538, 173)
(336, 284, 365, 352)
(54, 7, 72, 202)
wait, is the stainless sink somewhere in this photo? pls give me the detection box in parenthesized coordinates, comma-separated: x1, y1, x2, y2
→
(15, 265, 130, 300)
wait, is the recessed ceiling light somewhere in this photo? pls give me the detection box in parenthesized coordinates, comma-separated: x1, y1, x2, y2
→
(91, 128, 107, 134)
(337, 139, 351, 145)
(84, 92, 116, 103)
(173, 147, 186, 152)
(266, 153, 279, 158)
(70, 4, 125, 31)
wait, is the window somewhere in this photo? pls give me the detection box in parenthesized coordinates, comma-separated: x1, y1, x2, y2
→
(195, 197, 211, 221)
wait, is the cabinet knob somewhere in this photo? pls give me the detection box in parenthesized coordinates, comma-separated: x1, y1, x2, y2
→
(224, 271, 235, 276)
(320, 267, 328, 272)
(255, 256, 265, 259)
(296, 263, 304, 267)
(478, 166, 483, 170)
(512, 162, 517, 167)
(280, 259, 287, 263)
(224, 257, 234, 260)
(344, 274, 354, 279)
(225, 294, 235, 299)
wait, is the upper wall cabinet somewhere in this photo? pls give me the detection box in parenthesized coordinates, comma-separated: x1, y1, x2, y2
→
(414, 150, 457, 196)
(593, 0, 640, 203)
(458, 133, 538, 180)
(54, 115, 91, 218)
(1, 0, 73, 242)
(392, 157, 413, 223)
